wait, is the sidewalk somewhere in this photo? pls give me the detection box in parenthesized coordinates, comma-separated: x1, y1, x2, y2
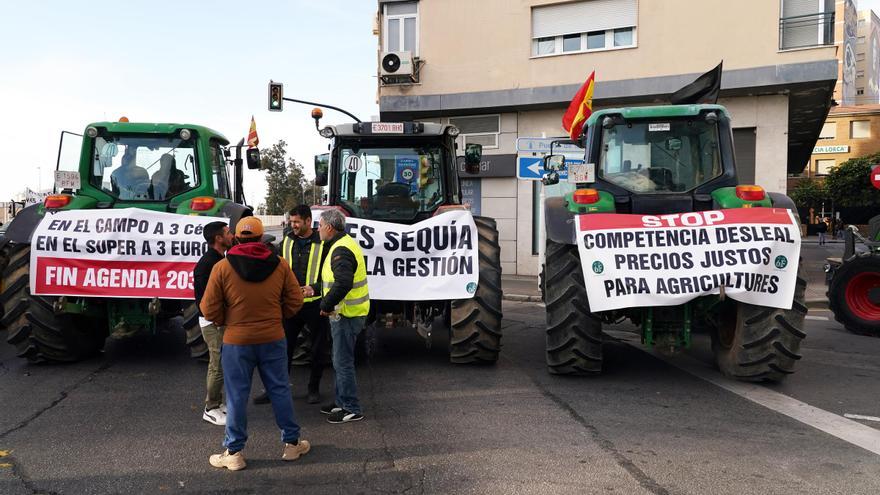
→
(501, 274, 829, 308)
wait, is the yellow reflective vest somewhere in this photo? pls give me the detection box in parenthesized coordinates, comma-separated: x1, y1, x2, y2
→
(281, 235, 323, 303)
(320, 234, 370, 317)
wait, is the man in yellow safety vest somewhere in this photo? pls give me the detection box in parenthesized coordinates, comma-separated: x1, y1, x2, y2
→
(315, 208, 369, 423)
(254, 205, 330, 405)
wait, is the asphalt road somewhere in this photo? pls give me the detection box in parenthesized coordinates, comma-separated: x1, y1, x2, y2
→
(1, 302, 879, 494)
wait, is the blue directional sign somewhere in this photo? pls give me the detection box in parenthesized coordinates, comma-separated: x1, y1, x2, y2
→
(517, 156, 583, 181)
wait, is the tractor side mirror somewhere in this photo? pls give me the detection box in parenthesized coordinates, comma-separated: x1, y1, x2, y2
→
(246, 148, 262, 170)
(314, 153, 330, 186)
(544, 154, 565, 172)
(463, 143, 483, 174)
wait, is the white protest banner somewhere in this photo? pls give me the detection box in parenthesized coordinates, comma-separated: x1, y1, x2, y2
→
(576, 208, 801, 312)
(336, 210, 479, 301)
(30, 208, 223, 299)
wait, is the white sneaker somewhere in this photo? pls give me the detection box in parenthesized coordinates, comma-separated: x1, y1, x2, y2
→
(203, 407, 227, 426)
(219, 404, 227, 414)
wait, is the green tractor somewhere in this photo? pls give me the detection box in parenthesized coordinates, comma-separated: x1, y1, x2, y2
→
(541, 104, 807, 382)
(0, 120, 262, 363)
(826, 214, 880, 336)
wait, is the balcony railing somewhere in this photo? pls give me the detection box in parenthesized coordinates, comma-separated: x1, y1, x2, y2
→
(779, 12, 835, 50)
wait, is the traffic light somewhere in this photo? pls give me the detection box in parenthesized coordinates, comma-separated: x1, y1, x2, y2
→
(419, 155, 431, 189)
(268, 81, 283, 111)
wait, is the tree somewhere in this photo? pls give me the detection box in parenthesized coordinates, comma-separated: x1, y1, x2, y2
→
(789, 178, 826, 211)
(825, 151, 880, 209)
(261, 141, 295, 215)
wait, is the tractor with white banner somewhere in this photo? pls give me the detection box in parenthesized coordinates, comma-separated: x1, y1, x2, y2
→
(269, 84, 503, 364)
(540, 104, 808, 382)
(0, 120, 263, 362)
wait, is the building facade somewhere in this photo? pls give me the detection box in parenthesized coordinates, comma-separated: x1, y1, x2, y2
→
(803, 104, 880, 178)
(375, 0, 838, 275)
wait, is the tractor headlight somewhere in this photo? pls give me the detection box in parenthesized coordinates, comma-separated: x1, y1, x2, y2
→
(86, 126, 98, 138)
(179, 128, 192, 140)
(446, 126, 461, 137)
(319, 126, 335, 138)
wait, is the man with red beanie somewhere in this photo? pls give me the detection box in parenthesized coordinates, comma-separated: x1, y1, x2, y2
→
(200, 216, 308, 471)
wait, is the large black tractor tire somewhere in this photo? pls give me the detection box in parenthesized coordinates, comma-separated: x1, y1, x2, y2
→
(712, 265, 808, 382)
(828, 253, 880, 337)
(543, 239, 603, 375)
(0, 243, 108, 363)
(182, 302, 209, 360)
(449, 216, 503, 364)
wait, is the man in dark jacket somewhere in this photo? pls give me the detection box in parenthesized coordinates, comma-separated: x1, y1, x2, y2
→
(193, 221, 233, 426)
(200, 217, 309, 471)
(315, 208, 370, 424)
(255, 205, 330, 405)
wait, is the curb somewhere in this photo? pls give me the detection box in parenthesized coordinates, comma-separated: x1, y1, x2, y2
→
(806, 298, 829, 310)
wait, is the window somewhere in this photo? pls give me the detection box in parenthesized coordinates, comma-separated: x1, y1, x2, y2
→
(816, 159, 835, 175)
(209, 141, 231, 199)
(851, 120, 871, 138)
(563, 34, 581, 52)
(858, 36, 866, 44)
(450, 115, 501, 149)
(779, 0, 835, 50)
(531, 0, 637, 56)
(818, 122, 836, 139)
(90, 134, 198, 201)
(857, 53, 866, 61)
(857, 70, 865, 78)
(857, 88, 865, 95)
(384, 2, 418, 55)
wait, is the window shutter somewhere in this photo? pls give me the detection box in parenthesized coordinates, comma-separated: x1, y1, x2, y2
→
(532, 0, 637, 39)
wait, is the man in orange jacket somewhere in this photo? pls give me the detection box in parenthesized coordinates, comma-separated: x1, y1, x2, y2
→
(200, 216, 309, 471)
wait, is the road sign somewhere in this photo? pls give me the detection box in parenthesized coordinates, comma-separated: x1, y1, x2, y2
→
(872, 165, 880, 190)
(517, 156, 584, 181)
(516, 137, 582, 154)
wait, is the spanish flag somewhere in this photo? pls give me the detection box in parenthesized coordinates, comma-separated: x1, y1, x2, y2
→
(247, 116, 259, 148)
(562, 71, 595, 141)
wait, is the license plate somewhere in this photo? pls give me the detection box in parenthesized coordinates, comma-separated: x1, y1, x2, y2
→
(567, 162, 595, 183)
(371, 122, 404, 134)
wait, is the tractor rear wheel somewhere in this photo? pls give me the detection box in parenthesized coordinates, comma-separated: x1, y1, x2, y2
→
(543, 239, 603, 375)
(1, 243, 108, 363)
(828, 253, 880, 336)
(182, 302, 208, 360)
(449, 216, 502, 364)
(712, 265, 807, 382)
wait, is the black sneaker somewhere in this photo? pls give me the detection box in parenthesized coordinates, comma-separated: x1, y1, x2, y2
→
(320, 403, 342, 415)
(253, 391, 270, 405)
(327, 409, 364, 423)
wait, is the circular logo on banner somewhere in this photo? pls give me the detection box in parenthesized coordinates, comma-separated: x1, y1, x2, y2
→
(774, 256, 788, 269)
(344, 155, 362, 173)
(466, 282, 478, 294)
(591, 261, 604, 274)
(401, 168, 415, 181)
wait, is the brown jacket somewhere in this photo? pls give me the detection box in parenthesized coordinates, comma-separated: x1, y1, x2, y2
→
(199, 242, 303, 345)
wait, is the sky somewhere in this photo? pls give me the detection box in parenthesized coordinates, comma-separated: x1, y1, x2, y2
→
(0, 0, 379, 206)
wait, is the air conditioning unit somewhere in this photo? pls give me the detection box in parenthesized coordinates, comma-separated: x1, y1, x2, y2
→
(380, 51, 413, 77)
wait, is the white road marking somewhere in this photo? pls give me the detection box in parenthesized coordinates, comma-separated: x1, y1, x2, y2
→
(844, 413, 880, 423)
(805, 315, 829, 321)
(609, 332, 880, 456)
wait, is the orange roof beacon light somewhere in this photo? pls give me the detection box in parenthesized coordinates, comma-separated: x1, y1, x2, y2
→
(735, 185, 766, 202)
(311, 107, 323, 130)
(118, 116, 129, 123)
(572, 188, 601, 205)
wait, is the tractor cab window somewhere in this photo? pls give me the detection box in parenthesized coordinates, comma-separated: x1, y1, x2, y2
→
(336, 144, 445, 221)
(598, 119, 722, 193)
(90, 134, 198, 200)
(209, 141, 231, 199)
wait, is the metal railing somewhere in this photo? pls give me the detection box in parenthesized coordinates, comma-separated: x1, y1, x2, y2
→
(779, 11, 835, 50)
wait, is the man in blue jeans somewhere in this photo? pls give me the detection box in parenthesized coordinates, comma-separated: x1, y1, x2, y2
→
(200, 217, 309, 470)
(315, 208, 370, 423)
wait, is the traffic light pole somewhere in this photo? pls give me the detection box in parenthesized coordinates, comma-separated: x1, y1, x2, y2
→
(282, 97, 362, 123)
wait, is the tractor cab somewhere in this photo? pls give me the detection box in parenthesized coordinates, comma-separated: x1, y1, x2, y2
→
(315, 121, 481, 223)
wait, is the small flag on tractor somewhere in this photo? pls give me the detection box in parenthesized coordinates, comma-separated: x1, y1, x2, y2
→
(562, 71, 595, 141)
(247, 116, 259, 148)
